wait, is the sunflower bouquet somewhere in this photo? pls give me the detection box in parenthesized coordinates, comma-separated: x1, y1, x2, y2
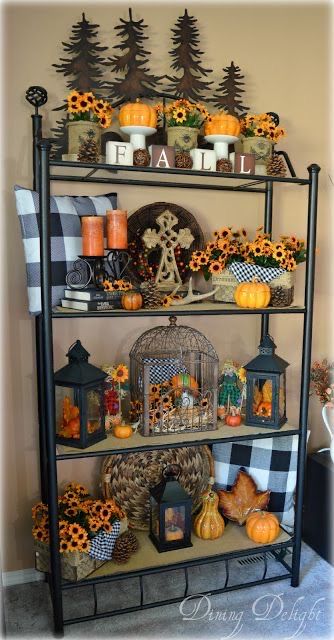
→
(67, 90, 113, 129)
(161, 99, 210, 128)
(32, 482, 124, 554)
(240, 113, 286, 142)
(189, 226, 306, 281)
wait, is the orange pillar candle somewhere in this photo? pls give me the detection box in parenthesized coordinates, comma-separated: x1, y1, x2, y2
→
(81, 216, 104, 256)
(106, 210, 128, 249)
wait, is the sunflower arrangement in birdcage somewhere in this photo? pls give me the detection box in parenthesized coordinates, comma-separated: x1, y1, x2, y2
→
(67, 90, 113, 128)
(189, 226, 306, 280)
(32, 483, 124, 554)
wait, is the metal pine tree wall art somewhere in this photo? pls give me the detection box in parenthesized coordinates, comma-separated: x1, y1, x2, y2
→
(51, 12, 108, 158)
(212, 61, 249, 116)
(166, 9, 213, 101)
(53, 12, 108, 92)
(103, 8, 162, 103)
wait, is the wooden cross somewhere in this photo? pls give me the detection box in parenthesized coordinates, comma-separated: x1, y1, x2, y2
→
(142, 210, 194, 289)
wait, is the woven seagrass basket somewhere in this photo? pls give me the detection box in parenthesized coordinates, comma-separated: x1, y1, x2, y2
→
(101, 445, 214, 530)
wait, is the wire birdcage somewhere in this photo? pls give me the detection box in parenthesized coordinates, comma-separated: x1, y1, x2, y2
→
(130, 316, 219, 436)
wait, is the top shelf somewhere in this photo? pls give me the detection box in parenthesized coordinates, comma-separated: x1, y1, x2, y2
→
(49, 160, 310, 192)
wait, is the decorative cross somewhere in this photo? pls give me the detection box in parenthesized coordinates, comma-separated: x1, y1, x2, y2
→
(142, 210, 194, 288)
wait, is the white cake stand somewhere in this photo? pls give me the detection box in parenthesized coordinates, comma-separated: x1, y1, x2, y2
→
(204, 134, 239, 160)
(120, 125, 157, 150)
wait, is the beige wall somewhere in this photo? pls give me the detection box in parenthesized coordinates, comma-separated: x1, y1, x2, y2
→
(3, 2, 332, 572)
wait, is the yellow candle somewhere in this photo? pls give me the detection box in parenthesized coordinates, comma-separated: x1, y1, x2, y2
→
(106, 210, 128, 249)
(81, 216, 104, 256)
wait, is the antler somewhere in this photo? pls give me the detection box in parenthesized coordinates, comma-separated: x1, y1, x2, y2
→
(170, 277, 219, 306)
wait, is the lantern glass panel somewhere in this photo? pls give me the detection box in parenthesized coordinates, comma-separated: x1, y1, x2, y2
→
(55, 386, 80, 440)
(252, 377, 273, 420)
(279, 373, 286, 419)
(164, 506, 185, 542)
(86, 387, 102, 435)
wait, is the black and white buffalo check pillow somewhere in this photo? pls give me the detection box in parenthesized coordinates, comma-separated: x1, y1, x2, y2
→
(14, 186, 117, 314)
(213, 435, 298, 532)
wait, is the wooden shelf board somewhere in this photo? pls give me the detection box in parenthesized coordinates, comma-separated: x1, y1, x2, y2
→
(53, 303, 306, 319)
(88, 525, 292, 581)
(56, 423, 300, 459)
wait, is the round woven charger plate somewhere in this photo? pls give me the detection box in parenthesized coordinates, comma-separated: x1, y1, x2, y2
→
(126, 201, 204, 284)
(101, 445, 214, 530)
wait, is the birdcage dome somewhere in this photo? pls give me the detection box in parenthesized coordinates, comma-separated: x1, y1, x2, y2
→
(129, 316, 218, 361)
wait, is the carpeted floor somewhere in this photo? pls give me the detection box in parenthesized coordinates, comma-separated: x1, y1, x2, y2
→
(4, 543, 334, 638)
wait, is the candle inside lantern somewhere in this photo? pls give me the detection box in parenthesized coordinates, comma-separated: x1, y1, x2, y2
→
(106, 210, 128, 249)
(81, 216, 104, 256)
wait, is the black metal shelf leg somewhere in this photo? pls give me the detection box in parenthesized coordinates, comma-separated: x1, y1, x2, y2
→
(38, 139, 64, 634)
(291, 164, 320, 587)
(261, 180, 273, 339)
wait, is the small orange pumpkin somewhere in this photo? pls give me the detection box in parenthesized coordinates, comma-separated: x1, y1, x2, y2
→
(204, 113, 241, 137)
(225, 414, 242, 427)
(234, 279, 270, 309)
(119, 99, 157, 128)
(246, 511, 280, 544)
(256, 401, 272, 418)
(113, 424, 133, 439)
(121, 292, 143, 311)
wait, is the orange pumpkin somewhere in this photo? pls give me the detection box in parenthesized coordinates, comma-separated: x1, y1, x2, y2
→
(121, 292, 143, 311)
(113, 424, 133, 439)
(246, 511, 280, 544)
(170, 373, 199, 397)
(119, 99, 157, 128)
(256, 401, 272, 418)
(204, 113, 241, 137)
(225, 414, 242, 427)
(234, 280, 270, 309)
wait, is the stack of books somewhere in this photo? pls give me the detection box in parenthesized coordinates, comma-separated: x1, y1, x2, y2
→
(61, 288, 122, 311)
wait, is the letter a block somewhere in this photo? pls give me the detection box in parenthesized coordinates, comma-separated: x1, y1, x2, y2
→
(190, 149, 216, 172)
(150, 145, 175, 168)
(234, 152, 255, 175)
(106, 141, 134, 166)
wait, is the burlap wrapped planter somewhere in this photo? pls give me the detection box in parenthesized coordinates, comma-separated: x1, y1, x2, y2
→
(212, 267, 295, 306)
(212, 269, 238, 302)
(67, 121, 101, 156)
(34, 540, 104, 581)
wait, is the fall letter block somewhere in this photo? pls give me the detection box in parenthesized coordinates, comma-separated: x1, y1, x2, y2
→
(150, 145, 175, 168)
(106, 141, 134, 166)
(190, 149, 216, 172)
(234, 152, 255, 175)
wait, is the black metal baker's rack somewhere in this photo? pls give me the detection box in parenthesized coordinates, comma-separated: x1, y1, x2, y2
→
(27, 88, 320, 635)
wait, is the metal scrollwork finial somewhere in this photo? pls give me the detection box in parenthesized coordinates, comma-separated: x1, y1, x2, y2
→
(25, 86, 48, 114)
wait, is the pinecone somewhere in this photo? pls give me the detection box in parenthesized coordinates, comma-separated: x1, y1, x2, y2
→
(266, 154, 287, 177)
(270, 286, 293, 307)
(140, 281, 163, 308)
(216, 158, 232, 173)
(77, 130, 99, 163)
(112, 531, 139, 564)
(175, 152, 193, 169)
(133, 148, 151, 167)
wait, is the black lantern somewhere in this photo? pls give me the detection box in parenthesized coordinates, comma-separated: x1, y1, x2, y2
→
(149, 465, 192, 553)
(244, 334, 289, 430)
(54, 340, 107, 449)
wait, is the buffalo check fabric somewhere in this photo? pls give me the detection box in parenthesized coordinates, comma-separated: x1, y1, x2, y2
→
(143, 357, 188, 384)
(228, 262, 284, 283)
(213, 435, 298, 532)
(14, 186, 117, 314)
(89, 519, 121, 561)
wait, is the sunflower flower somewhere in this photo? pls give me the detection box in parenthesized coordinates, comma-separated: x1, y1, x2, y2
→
(189, 259, 201, 272)
(208, 261, 223, 275)
(112, 364, 129, 383)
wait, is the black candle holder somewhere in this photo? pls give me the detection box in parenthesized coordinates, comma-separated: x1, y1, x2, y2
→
(66, 250, 130, 290)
